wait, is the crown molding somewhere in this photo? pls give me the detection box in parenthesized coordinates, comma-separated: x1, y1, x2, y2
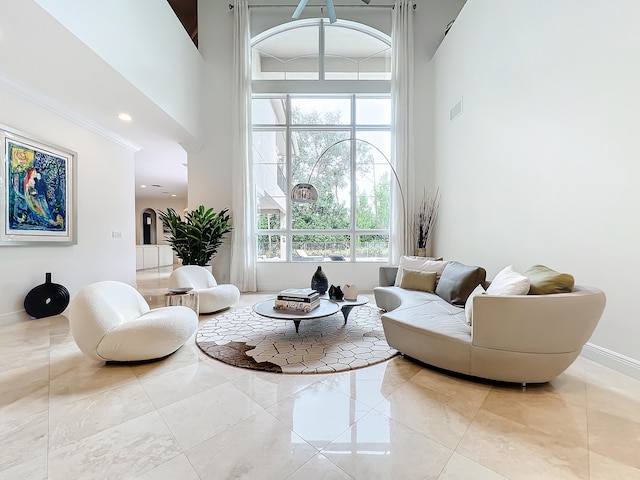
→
(0, 72, 142, 152)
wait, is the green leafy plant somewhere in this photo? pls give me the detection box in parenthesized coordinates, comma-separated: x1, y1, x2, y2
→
(158, 206, 232, 266)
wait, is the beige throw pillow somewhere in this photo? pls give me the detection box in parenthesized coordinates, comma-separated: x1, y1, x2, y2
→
(399, 269, 437, 293)
(394, 256, 448, 287)
(525, 265, 574, 295)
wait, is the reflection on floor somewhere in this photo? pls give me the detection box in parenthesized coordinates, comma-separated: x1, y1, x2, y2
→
(1, 266, 639, 479)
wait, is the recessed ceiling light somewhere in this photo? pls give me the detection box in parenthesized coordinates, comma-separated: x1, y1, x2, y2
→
(118, 113, 132, 122)
(140, 184, 147, 188)
(171, 194, 177, 197)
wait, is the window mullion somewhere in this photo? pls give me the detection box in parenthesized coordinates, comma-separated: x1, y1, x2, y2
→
(319, 19, 325, 81)
(285, 94, 293, 261)
(350, 94, 357, 262)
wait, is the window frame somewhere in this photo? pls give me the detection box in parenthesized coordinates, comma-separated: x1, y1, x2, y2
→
(254, 93, 391, 262)
(251, 18, 391, 84)
(251, 19, 392, 263)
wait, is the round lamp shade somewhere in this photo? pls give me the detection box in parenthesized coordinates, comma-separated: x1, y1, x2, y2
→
(291, 183, 318, 203)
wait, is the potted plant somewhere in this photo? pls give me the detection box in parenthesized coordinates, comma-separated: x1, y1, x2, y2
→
(158, 205, 232, 266)
(415, 188, 441, 257)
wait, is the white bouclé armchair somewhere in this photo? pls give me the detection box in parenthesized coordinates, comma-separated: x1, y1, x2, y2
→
(168, 265, 240, 314)
(68, 281, 198, 362)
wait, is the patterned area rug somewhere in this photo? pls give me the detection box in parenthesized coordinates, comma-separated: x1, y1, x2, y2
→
(196, 304, 397, 374)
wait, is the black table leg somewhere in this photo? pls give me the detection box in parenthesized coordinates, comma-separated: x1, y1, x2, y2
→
(341, 305, 356, 324)
(294, 320, 301, 333)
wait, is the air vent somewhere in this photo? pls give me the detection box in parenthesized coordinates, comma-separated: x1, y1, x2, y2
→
(151, 184, 163, 188)
(450, 98, 463, 121)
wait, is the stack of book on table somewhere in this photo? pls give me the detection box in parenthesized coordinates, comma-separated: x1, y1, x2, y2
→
(274, 288, 321, 313)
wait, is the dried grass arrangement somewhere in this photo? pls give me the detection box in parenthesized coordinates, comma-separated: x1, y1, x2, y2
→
(416, 188, 441, 251)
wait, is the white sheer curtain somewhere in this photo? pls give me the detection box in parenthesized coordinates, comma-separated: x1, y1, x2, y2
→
(390, 0, 414, 263)
(230, 0, 257, 292)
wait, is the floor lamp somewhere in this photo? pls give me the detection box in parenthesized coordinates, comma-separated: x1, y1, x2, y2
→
(290, 137, 407, 256)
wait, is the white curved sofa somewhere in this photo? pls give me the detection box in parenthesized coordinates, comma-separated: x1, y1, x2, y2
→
(375, 267, 606, 384)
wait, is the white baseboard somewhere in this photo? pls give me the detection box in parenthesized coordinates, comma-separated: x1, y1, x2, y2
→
(581, 343, 640, 381)
(0, 310, 31, 327)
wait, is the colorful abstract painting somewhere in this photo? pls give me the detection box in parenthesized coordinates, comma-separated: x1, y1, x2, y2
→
(7, 140, 67, 232)
(1, 127, 75, 244)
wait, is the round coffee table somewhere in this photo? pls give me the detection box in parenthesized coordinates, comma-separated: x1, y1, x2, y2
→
(252, 299, 340, 333)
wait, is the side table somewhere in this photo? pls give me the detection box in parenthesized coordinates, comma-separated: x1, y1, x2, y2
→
(165, 291, 199, 315)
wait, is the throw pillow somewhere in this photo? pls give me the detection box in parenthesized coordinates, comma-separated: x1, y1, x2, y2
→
(525, 265, 575, 295)
(465, 284, 486, 326)
(399, 269, 437, 293)
(486, 265, 530, 296)
(435, 261, 487, 306)
(394, 255, 448, 286)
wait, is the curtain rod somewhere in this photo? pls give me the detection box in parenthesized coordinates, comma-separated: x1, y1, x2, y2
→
(228, 4, 416, 10)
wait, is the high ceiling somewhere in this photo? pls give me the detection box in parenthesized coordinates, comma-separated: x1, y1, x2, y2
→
(167, 0, 198, 47)
(0, 1, 200, 201)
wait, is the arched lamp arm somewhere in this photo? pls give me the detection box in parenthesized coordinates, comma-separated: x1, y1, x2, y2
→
(300, 137, 406, 223)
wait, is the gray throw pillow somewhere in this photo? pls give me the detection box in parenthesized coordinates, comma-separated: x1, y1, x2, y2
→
(435, 261, 487, 306)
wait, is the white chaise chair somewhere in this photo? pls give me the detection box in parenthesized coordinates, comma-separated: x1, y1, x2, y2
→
(68, 281, 198, 362)
(168, 265, 240, 314)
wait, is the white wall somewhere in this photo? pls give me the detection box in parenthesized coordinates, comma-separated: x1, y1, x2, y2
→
(0, 88, 136, 324)
(34, 0, 202, 138)
(195, 0, 465, 288)
(433, 0, 640, 371)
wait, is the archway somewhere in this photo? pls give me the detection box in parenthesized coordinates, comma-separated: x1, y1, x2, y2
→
(141, 208, 157, 245)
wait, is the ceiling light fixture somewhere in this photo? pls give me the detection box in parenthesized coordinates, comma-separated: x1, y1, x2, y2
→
(293, 0, 371, 24)
(140, 184, 147, 188)
(117, 113, 132, 122)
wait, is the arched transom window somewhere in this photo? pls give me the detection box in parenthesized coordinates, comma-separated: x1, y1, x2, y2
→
(252, 19, 391, 81)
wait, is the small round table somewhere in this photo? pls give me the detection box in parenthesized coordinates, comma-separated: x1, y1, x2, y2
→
(165, 290, 199, 315)
(253, 299, 340, 333)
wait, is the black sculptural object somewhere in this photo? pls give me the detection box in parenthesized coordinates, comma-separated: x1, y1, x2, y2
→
(311, 266, 329, 295)
(24, 272, 70, 319)
(328, 285, 344, 301)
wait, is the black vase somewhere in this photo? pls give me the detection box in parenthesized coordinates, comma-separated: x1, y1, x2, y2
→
(24, 273, 70, 319)
(311, 266, 329, 295)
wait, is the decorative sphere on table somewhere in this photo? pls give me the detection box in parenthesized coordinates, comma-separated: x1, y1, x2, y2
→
(311, 266, 329, 294)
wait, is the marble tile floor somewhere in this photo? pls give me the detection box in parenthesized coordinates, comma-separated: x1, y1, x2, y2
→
(1, 266, 639, 479)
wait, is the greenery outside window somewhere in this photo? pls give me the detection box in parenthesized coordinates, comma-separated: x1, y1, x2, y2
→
(254, 94, 391, 262)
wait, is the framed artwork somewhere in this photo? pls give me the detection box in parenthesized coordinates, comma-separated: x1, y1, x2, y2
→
(0, 125, 77, 245)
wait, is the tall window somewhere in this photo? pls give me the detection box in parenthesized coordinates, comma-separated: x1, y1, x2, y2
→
(252, 20, 391, 262)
